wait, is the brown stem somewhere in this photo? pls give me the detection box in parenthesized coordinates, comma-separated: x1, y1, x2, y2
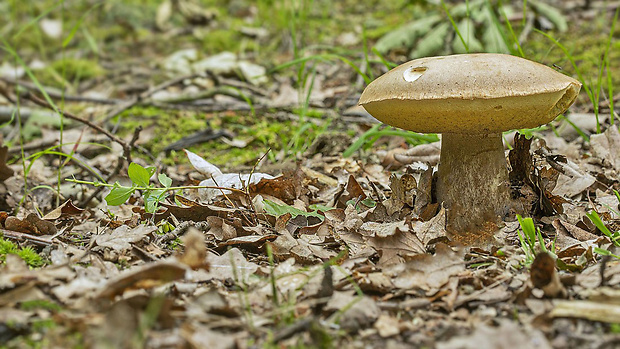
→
(436, 133, 512, 233)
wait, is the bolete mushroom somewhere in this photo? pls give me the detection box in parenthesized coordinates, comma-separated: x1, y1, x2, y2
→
(358, 53, 581, 234)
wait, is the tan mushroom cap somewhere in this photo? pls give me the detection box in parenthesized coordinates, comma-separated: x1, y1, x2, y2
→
(359, 54, 582, 134)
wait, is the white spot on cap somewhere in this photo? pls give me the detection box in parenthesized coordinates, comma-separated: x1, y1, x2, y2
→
(403, 66, 427, 82)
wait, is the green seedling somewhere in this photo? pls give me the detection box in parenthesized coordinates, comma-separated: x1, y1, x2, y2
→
(263, 200, 324, 221)
(343, 124, 439, 158)
(68, 162, 246, 214)
(586, 210, 620, 246)
(516, 214, 555, 266)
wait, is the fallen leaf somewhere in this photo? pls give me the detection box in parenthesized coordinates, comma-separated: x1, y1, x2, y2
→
(177, 228, 209, 270)
(97, 261, 187, 299)
(436, 320, 552, 349)
(390, 243, 466, 294)
(95, 224, 156, 252)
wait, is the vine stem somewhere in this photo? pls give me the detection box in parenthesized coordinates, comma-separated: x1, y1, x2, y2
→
(66, 179, 249, 195)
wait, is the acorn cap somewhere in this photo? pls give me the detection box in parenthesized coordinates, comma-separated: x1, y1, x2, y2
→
(358, 54, 581, 134)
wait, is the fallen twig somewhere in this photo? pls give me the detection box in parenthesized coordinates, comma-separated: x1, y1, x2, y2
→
(1, 228, 54, 246)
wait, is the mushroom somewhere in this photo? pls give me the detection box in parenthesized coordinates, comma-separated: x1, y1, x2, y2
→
(358, 53, 581, 234)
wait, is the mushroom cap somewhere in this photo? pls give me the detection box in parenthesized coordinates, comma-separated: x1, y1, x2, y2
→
(359, 54, 581, 134)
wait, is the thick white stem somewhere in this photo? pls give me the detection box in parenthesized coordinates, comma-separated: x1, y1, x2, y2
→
(437, 133, 511, 233)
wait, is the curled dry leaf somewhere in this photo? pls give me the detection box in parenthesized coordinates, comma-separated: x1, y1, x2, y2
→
(530, 252, 567, 298)
(97, 261, 187, 299)
(393, 142, 441, 166)
(42, 200, 85, 220)
(383, 173, 416, 216)
(5, 213, 57, 235)
(177, 228, 209, 270)
(590, 126, 620, 172)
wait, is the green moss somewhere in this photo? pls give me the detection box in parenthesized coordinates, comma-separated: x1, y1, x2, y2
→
(120, 106, 314, 170)
(0, 238, 44, 268)
(20, 300, 63, 312)
(201, 29, 243, 54)
(32, 58, 103, 88)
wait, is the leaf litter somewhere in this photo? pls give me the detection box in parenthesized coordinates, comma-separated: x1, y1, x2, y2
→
(0, 1, 620, 348)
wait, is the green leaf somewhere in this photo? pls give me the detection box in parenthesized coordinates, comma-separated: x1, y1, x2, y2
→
(452, 18, 483, 54)
(586, 211, 619, 246)
(105, 183, 135, 206)
(144, 189, 168, 213)
(529, 0, 568, 32)
(374, 15, 441, 54)
(263, 200, 324, 221)
(158, 173, 172, 188)
(409, 22, 450, 59)
(128, 163, 151, 187)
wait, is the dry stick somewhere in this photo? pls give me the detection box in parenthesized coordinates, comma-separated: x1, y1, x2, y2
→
(19, 92, 142, 207)
(1, 229, 54, 246)
(103, 73, 201, 122)
(23, 92, 129, 152)
(0, 77, 122, 105)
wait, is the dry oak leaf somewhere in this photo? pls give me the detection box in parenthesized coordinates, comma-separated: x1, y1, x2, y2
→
(5, 213, 57, 235)
(389, 243, 467, 293)
(95, 224, 156, 252)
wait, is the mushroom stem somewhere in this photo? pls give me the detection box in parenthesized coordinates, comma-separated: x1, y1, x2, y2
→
(436, 133, 511, 233)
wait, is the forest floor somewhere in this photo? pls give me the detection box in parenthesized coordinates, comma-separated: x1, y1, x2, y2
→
(0, 0, 620, 348)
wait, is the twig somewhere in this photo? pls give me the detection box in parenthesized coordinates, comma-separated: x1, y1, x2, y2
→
(1, 229, 54, 246)
(0, 77, 122, 104)
(103, 73, 201, 122)
(23, 92, 129, 151)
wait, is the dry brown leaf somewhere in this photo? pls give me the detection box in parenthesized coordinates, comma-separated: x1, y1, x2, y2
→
(590, 126, 620, 172)
(364, 220, 425, 266)
(530, 252, 567, 298)
(42, 200, 84, 220)
(5, 213, 57, 235)
(97, 261, 187, 299)
(383, 173, 416, 216)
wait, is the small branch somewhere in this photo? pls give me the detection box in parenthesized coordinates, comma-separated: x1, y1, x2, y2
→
(103, 73, 201, 122)
(23, 92, 129, 152)
(1, 229, 54, 246)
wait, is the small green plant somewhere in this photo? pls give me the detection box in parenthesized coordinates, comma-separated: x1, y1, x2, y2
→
(105, 162, 172, 213)
(343, 124, 439, 157)
(263, 200, 324, 221)
(0, 237, 44, 268)
(586, 210, 620, 259)
(516, 214, 555, 266)
(374, 0, 568, 59)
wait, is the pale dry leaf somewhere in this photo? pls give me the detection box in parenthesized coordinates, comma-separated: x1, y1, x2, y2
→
(183, 324, 236, 349)
(590, 126, 620, 172)
(436, 320, 551, 349)
(550, 300, 620, 323)
(390, 243, 466, 293)
(95, 224, 156, 252)
(374, 314, 400, 337)
(203, 248, 259, 284)
(364, 220, 425, 266)
(177, 228, 208, 269)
